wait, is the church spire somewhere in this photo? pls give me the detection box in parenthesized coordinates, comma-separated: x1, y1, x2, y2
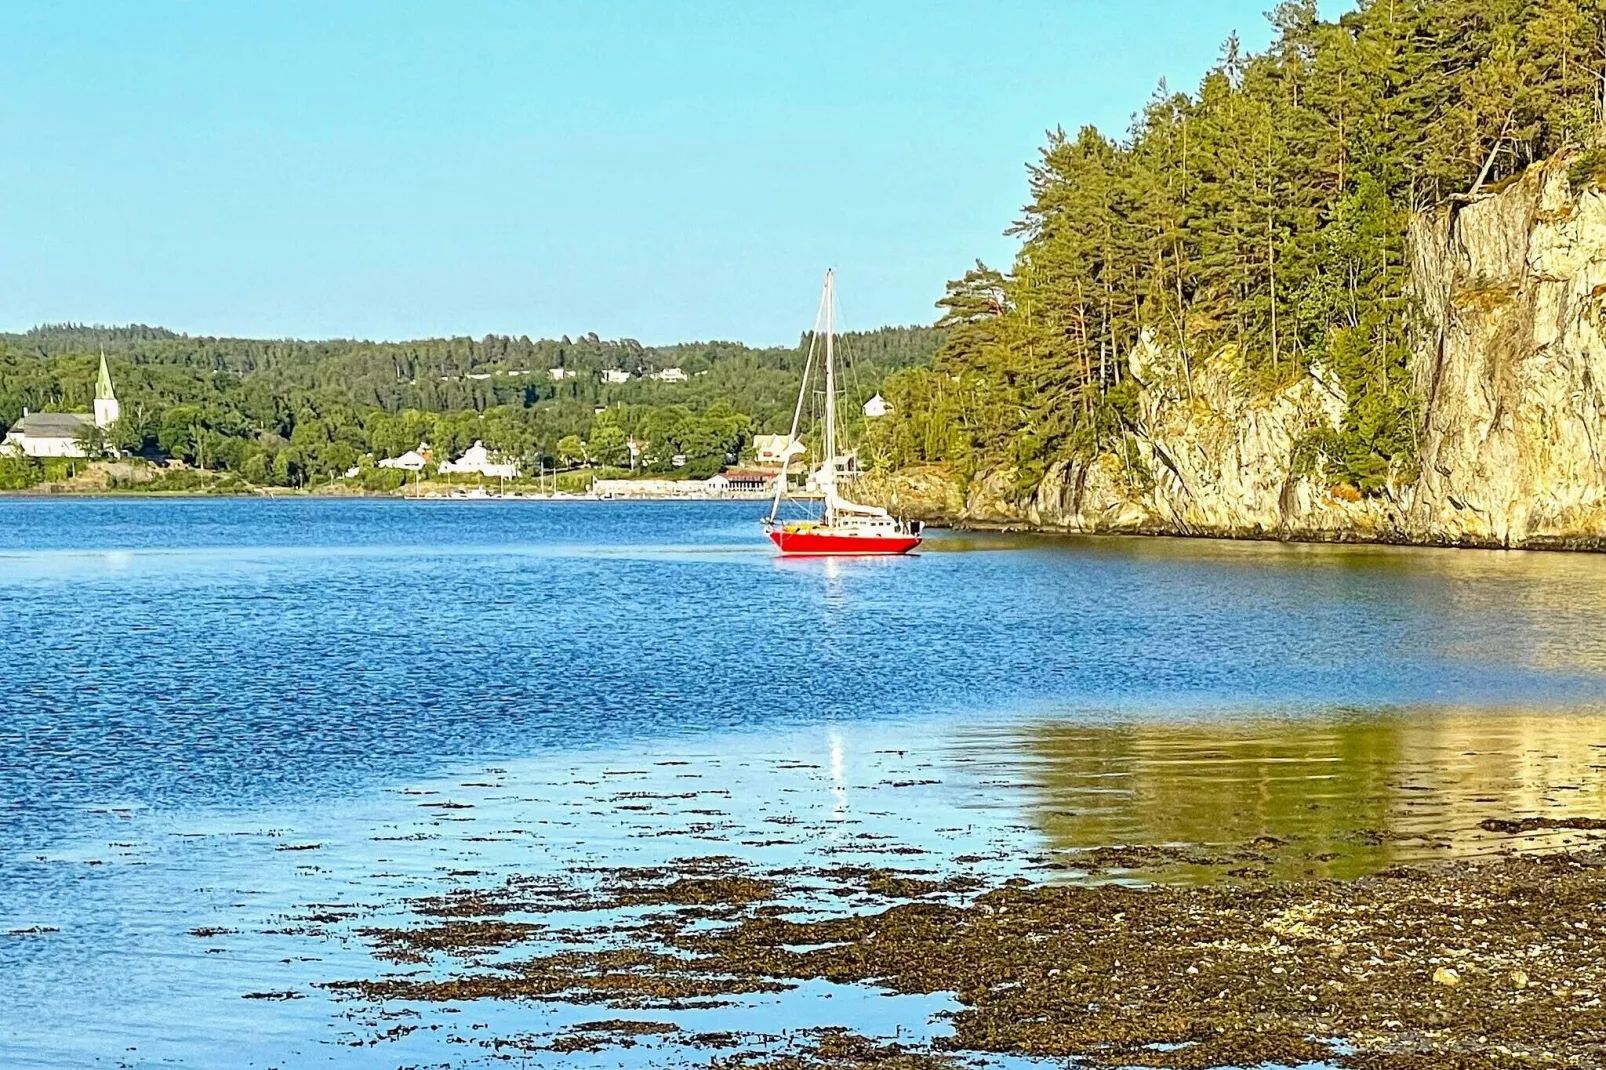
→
(94, 349, 121, 429)
(96, 350, 115, 401)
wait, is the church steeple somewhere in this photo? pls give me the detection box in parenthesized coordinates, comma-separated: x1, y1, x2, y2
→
(94, 350, 120, 429)
(96, 351, 115, 401)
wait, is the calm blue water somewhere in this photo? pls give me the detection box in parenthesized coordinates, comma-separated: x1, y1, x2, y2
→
(4, 498, 1606, 1067)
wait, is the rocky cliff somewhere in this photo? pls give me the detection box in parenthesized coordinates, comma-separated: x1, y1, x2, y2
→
(876, 155, 1606, 549)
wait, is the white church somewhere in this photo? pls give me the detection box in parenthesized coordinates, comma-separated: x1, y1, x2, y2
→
(1, 354, 122, 458)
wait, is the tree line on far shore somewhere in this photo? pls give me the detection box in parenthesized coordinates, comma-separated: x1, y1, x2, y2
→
(0, 324, 941, 488)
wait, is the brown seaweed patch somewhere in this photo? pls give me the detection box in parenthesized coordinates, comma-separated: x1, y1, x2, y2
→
(572, 1018, 680, 1034)
(412, 875, 589, 918)
(603, 873, 776, 909)
(359, 919, 546, 963)
(812, 865, 981, 899)
(540, 1018, 682, 1053)
(320, 844, 1606, 1066)
(1480, 815, 1606, 833)
(1062, 843, 1224, 871)
(328, 946, 792, 1006)
(675, 852, 1606, 1067)
(710, 1028, 960, 1069)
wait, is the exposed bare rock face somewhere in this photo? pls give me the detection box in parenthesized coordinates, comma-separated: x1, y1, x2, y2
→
(877, 156, 1606, 549)
(959, 338, 1405, 542)
(1409, 159, 1606, 548)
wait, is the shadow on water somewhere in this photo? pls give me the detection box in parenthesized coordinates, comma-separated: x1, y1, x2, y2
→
(955, 706, 1606, 882)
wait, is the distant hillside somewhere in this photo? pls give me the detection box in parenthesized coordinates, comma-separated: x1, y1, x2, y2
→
(0, 323, 941, 487)
(2, 323, 941, 425)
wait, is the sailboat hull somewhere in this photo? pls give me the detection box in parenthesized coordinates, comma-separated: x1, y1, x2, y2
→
(768, 528, 921, 555)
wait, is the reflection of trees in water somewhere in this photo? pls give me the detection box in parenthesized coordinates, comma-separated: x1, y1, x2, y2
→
(1023, 534, 1606, 673)
(1407, 548, 1606, 671)
(1004, 710, 1606, 881)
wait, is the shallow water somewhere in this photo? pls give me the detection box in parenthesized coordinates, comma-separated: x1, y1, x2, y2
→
(2, 498, 1605, 1066)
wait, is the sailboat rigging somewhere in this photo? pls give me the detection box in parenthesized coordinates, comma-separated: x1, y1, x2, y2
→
(764, 270, 923, 555)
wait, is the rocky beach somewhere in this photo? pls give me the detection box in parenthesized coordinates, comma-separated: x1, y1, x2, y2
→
(324, 818, 1606, 1068)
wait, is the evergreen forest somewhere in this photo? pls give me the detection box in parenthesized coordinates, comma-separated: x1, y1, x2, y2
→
(865, 0, 1606, 496)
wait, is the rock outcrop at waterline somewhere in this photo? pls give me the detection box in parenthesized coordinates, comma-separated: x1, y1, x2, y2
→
(873, 155, 1606, 549)
(1407, 158, 1606, 547)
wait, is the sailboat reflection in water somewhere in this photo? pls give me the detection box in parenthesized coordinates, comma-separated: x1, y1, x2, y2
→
(764, 270, 923, 555)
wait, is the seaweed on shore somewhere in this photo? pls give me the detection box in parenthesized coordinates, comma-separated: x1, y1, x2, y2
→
(709, 1028, 961, 1069)
(328, 846, 1606, 1068)
(359, 919, 546, 963)
(1479, 815, 1606, 833)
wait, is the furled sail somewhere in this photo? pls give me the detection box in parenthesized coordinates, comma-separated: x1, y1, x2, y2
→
(812, 461, 890, 518)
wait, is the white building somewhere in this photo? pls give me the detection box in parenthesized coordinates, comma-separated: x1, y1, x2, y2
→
(650, 367, 687, 383)
(862, 393, 888, 418)
(2, 354, 121, 459)
(721, 468, 778, 492)
(378, 443, 431, 472)
(601, 369, 632, 384)
(439, 440, 519, 479)
(549, 367, 576, 380)
(753, 433, 804, 466)
(1, 412, 96, 458)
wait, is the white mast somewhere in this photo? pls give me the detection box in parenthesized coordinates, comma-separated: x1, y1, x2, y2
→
(823, 268, 836, 524)
(768, 277, 828, 524)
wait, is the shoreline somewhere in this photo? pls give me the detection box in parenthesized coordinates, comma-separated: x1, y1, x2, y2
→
(0, 487, 776, 502)
(940, 516, 1606, 554)
(14, 481, 1606, 555)
(269, 709, 1606, 1070)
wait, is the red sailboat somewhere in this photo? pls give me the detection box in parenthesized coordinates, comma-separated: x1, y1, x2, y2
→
(764, 270, 923, 555)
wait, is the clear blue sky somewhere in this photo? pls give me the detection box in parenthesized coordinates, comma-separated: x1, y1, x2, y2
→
(2, 1, 1326, 346)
